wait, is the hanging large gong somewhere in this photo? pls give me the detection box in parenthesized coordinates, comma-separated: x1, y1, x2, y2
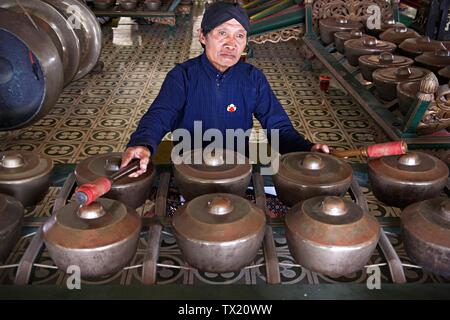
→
(42, 0, 102, 81)
(0, 8, 64, 131)
(0, 0, 81, 86)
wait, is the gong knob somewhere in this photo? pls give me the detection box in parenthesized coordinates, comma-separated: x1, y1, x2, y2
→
(350, 29, 362, 37)
(77, 202, 107, 220)
(321, 196, 348, 216)
(104, 158, 121, 174)
(379, 52, 394, 64)
(394, 26, 408, 33)
(384, 19, 396, 26)
(336, 18, 348, 24)
(363, 37, 378, 47)
(0, 153, 25, 169)
(398, 153, 421, 166)
(203, 152, 225, 166)
(301, 154, 325, 170)
(207, 196, 234, 215)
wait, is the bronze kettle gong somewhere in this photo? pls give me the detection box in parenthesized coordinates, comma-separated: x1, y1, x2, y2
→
(285, 196, 380, 277)
(43, 198, 141, 278)
(172, 193, 266, 273)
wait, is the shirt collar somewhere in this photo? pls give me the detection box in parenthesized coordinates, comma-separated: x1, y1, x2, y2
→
(200, 52, 238, 80)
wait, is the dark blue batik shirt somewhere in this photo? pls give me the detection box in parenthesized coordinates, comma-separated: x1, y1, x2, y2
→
(127, 53, 313, 154)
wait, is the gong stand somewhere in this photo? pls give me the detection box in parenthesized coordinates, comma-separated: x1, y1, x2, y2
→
(140, 169, 281, 285)
(348, 177, 407, 284)
(14, 168, 173, 286)
(252, 171, 281, 284)
(13, 167, 406, 285)
(141, 170, 171, 285)
(14, 173, 77, 285)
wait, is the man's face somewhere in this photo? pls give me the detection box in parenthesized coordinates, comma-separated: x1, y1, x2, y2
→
(200, 18, 247, 73)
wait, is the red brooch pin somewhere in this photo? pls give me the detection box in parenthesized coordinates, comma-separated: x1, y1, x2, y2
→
(227, 104, 236, 112)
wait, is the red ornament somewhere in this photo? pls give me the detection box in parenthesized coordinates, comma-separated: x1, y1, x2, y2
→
(227, 104, 236, 112)
(319, 75, 331, 93)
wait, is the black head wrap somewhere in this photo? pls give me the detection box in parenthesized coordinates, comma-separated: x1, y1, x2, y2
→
(201, 2, 250, 35)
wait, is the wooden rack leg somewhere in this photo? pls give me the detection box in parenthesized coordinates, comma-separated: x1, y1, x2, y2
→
(349, 177, 406, 284)
(14, 173, 77, 285)
(263, 225, 280, 284)
(378, 231, 406, 284)
(142, 171, 171, 285)
(13, 228, 44, 286)
(142, 224, 163, 285)
(252, 172, 280, 284)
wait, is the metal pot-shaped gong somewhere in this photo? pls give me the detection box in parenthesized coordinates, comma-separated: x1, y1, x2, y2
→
(344, 37, 396, 67)
(333, 29, 366, 54)
(93, 0, 117, 9)
(173, 149, 252, 201)
(358, 52, 413, 82)
(438, 66, 450, 84)
(285, 196, 380, 277)
(368, 152, 448, 208)
(119, 0, 139, 10)
(396, 80, 420, 116)
(379, 26, 420, 45)
(43, 198, 141, 278)
(366, 19, 404, 37)
(0, 0, 81, 86)
(144, 0, 162, 10)
(372, 66, 430, 101)
(415, 49, 450, 74)
(398, 36, 446, 59)
(0, 193, 23, 262)
(172, 193, 266, 273)
(319, 18, 362, 45)
(0, 151, 53, 207)
(75, 153, 155, 209)
(42, 0, 102, 81)
(0, 8, 64, 130)
(272, 152, 353, 207)
(402, 197, 450, 276)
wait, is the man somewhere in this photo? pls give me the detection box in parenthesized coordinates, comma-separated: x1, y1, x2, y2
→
(121, 2, 329, 177)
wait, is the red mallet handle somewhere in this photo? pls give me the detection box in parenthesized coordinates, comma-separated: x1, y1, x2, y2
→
(366, 140, 407, 158)
(75, 177, 112, 206)
(74, 160, 140, 206)
(330, 140, 408, 158)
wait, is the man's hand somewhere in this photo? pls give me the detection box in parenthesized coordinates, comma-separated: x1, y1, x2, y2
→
(311, 143, 330, 153)
(121, 146, 151, 178)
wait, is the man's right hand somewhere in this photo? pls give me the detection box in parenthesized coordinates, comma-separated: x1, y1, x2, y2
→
(121, 146, 151, 178)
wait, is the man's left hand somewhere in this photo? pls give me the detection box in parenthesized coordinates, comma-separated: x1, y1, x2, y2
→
(311, 144, 330, 153)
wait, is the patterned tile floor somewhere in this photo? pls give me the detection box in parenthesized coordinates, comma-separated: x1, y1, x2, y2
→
(0, 4, 449, 287)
